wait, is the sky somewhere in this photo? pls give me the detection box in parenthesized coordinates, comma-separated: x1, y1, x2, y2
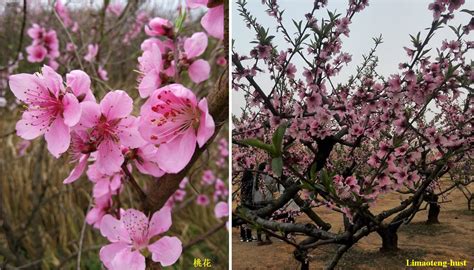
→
(231, 0, 474, 117)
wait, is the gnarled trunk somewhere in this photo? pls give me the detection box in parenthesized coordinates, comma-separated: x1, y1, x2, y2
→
(377, 226, 399, 252)
(426, 193, 440, 224)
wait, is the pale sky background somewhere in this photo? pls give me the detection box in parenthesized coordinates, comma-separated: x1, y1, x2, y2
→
(231, 0, 474, 117)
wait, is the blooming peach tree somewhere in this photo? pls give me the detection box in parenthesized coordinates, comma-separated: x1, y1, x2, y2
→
(232, 0, 472, 269)
(5, 0, 228, 269)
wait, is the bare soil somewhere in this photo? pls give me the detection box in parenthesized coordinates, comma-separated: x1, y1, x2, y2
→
(232, 187, 474, 270)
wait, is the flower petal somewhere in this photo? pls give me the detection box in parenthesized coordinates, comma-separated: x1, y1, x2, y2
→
(110, 249, 146, 270)
(184, 32, 208, 59)
(62, 93, 81, 126)
(138, 72, 161, 98)
(148, 206, 172, 238)
(188, 59, 210, 83)
(45, 117, 70, 158)
(201, 5, 224, 40)
(156, 130, 197, 173)
(99, 243, 129, 269)
(100, 90, 133, 120)
(15, 115, 46, 140)
(148, 236, 182, 267)
(78, 101, 100, 129)
(63, 154, 88, 184)
(8, 73, 41, 102)
(66, 70, 95, 101)
(41, 65, 63, 97)
(117, 116, 146, 148)
(196, 98, 215, 147)
(96, 139, 123, 175)
(93, 179, 111, 198)
(100, 214, 131, 243)
(121, 209, 149, 244)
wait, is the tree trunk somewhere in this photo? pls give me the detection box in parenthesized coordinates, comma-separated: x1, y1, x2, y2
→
(426, 193, 440, 224)
(300, 261, 309, 270)
(294, 248, 309, 270)
(377, 226, 399, 252)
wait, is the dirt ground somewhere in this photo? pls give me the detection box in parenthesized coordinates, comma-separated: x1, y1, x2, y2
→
(232, 187, 474, 270)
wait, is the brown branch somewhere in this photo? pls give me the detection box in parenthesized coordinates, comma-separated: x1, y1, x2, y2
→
(14, 0, 27, 62)
(121, 163, 147, 199)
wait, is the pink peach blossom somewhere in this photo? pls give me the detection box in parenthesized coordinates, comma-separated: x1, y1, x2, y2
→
(26, 45, 47, 62)
(196, 194, 210, 206)
(137, 43, 162, 98)
(77, 90, 145, 174)
(99, 208, 182, 269)
(184, 32, 210, 83)
(84, 44, 99, 62)
(145, 17, 173, 38)
(8, 66, 93, 157)
(214, 201, 228, 219)
(138, 84, 215, 173)
(98, 66, 109, 81)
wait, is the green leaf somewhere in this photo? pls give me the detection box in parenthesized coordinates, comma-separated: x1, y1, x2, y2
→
(175, 9, 187, 33)
(310, 162, 317, 181)
(240, 139, 276, 155)
(320, 169, 335, 194)
(272, 122, 288, 156)
(272, 157, 283, 177)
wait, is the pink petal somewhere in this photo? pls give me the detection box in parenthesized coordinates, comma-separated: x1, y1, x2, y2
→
(45, 117, 70, 158)
(100, 90, 133, 120)
(184, 32, 208, 59)
(100, 214, 131, 243)
(63, 154, 88, 184)
(214, 201, 229, 218)
(148, 236, 182, 267)
(138, 72, 161, 98)
(186, 0, 208, 8)
(148, 206, 172, 238)
(110, 174, 122, 192)
(197, 98, 215, 147)
(110, 249, 146, 270)
(8, 73, 40, 102)
(117, 116, 146, 148)
(66, 70, 95, 101)
(99, 243, 129, 269)
(121, 209, 149, 244)
(201, 5, 224, 40)
(156, 130, 197, 173)
(78, 101, 100, 129)
(16, 116, 45, 140)
(41, 65, 63, 97)
(85, 207, 104, 228)
(96, 139, 123, 175)
(138, 43, 162, 73)
(62, 93, 81, 126)
(26, 45, 47, 62)
(188, 59, 210, 83)
(93, 179, 111, 198)
(135, 160, 164, 177)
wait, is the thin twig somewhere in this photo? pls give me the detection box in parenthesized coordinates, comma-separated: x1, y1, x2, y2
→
(183, 221, 227, 251)
(77, 197, 92, 270)
(121, 163, 147, 199)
